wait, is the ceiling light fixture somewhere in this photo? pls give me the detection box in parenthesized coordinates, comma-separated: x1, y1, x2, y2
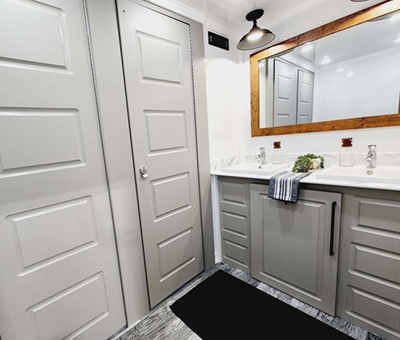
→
(237, 9, 275, 51)
(301, 44, 313, 53)
(368, 12, 400, 22)
(321, 56, 331, 65)
(390, 13, 400, 22)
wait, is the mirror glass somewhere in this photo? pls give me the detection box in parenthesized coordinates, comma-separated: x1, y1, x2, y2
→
(259, 11, 400, 128)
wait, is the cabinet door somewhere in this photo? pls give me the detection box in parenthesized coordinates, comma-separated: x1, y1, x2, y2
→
(250, 184, 342, 315)
(336, 194, 400, 340)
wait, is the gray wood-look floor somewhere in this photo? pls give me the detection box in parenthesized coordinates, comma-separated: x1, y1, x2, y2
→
(113, 263, 385, 340)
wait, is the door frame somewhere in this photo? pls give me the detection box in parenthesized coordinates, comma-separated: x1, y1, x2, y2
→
(85, 0, 213, 326)
(128, 0, 214, 273)
(84, 0, 149, 327)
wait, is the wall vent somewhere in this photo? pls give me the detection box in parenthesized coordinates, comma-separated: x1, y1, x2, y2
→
(208, 32, 229, 51)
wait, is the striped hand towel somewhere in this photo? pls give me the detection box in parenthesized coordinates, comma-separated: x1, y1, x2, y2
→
(268, 171, 310, 203)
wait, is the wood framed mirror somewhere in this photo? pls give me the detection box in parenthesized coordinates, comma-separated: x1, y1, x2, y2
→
(250, 0, 400, 137)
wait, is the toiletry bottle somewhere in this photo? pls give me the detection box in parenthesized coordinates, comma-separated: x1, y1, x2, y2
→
(272, 141, 282, 165)
(339, 137, 354, 167)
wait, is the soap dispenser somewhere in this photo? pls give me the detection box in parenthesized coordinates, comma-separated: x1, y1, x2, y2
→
(272, 141, 282, 165)
(339, 137, 354, 167)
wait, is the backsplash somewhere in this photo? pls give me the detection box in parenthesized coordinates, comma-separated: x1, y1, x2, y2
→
(211, 153, 400, 173)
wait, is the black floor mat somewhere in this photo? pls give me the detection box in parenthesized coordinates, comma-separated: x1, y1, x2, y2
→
(171, 270, 352, 340)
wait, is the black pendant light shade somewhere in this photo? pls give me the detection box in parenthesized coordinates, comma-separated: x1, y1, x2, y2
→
(237, 9, 275, 50)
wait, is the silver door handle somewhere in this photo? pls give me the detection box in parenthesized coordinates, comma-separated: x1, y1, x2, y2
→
(140, 166, 148, 178)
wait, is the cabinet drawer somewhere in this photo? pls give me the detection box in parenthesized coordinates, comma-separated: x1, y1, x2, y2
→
(221, 239, 250, 273)
(345, 287, 400, 333)
(218, 177, 251, 272)
(219, 178, 249, 216)
(220, 201, 248, 216)
(337, 195, 400, 340)
(220, 180, 248, 205)
(220, 211, 248, 237)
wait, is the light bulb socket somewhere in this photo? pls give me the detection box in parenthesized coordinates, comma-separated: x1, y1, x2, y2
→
(246, 9, 264, 22)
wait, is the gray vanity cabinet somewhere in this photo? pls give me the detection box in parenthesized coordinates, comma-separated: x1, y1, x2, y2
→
(219, 177, 251, 273)
(336, 193, 400, 340)
(250, 183, 342, 315)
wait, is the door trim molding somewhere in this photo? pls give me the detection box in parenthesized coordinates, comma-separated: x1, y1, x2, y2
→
(85, 0, 214, 326)
(82, 0, 129, 323)
(85, 0, 150, 326)
(144, 0, 206, 24)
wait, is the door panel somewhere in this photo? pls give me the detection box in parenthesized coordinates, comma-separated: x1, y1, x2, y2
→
(297, 70, 314, 124)
(273, 59, 298, 127)
(0, 0, 70, 70)
(27, 273, 109, 340)
(0, 1, 125, 339)
(250, 184, 342, 315)
(145, 110, 187, 154)
(7, 197, 98, 273)
(138, 32, 183, 84)
(0, 108, 84, 175)
(262, 199, 324, 295)
(118, 0, 204, 307)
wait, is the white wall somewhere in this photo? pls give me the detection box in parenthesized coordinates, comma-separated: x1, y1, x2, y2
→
(313, 48, 400, 122)
(203, 21, 250, 161)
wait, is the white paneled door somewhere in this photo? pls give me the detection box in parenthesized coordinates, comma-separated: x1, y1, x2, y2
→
(0, 1, 126, 339)
(118, 0, 204, 307)
(273, 59, 298, 127)
(297, 70, 314, 124)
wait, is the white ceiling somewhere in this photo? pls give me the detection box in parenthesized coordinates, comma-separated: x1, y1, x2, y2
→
(288, 11, 400, 68)
(170, 0, 388, 39)
(314, 12, 400, 66)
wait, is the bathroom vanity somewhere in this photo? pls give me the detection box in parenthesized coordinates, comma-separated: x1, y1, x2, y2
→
(210, 1, 400, 338)
(213, 169, 400, 340)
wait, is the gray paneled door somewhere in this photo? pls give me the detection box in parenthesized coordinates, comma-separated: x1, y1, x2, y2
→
(0, 0, 126, 339)
(250, 184, 342, 315)
(118, 0, 204, 307)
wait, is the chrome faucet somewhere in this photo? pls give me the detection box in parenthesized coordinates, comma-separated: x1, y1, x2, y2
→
(364, 145, 377, 169)
(259, 147, 267, 165)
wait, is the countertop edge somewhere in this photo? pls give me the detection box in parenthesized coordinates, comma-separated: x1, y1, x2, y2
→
(211, 169, 400, 192)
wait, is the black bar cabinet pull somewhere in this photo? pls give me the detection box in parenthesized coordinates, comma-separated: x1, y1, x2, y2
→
(329, 201, 337, 256)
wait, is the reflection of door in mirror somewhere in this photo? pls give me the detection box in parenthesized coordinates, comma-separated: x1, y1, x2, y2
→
(274, 60, 298, 127)
(256, 7, 400, 132)
(297, 70, 314, 124)
(259, 57, 315, 128)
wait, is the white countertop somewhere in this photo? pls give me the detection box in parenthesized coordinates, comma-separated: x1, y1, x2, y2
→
(212, 166, 400, 192)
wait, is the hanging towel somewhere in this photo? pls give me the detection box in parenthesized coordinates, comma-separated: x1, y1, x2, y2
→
(268, 171, 310, 203)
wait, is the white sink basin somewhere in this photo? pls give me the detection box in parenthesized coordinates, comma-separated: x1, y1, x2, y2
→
(222, 163, 289, 176)
(316, 165, 400, 184)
